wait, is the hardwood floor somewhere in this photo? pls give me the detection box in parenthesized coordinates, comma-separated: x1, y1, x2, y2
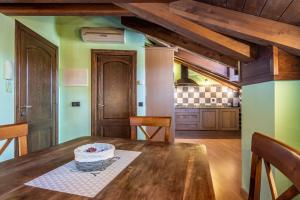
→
(175, 131, 246, 200)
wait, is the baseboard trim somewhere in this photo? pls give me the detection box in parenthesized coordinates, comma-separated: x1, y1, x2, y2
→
(240, 187, 248, 200)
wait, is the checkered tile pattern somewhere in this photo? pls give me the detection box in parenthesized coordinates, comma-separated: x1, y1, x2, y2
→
(175, 85, 240, 107)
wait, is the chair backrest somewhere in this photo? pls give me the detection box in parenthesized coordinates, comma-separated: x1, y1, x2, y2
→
(248, 132, 300, 200)
(0, 123, 28, 157)
(130, 116, 171, 143)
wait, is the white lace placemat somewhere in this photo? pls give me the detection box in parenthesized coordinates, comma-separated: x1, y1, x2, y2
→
(25, 150, 141, 198)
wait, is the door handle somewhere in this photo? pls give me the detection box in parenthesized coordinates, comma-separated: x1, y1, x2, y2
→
(19, 105, 32, 117)
(20, 105, 32, 109)
(98, 104, 105, 107)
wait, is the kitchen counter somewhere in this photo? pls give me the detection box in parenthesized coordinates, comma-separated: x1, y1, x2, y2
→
(175, 106, 240, 131)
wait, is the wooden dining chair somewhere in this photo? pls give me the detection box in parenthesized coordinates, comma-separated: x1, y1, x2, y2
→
(130, 116, 171, 143)
(248, 132, 300, 200)
(0, 123, 29, 157)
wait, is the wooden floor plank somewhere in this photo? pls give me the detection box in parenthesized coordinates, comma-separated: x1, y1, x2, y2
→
(176, 131, 246, 200)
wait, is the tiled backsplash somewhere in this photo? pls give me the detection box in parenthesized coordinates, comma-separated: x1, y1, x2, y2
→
(175, 85, 240, 107)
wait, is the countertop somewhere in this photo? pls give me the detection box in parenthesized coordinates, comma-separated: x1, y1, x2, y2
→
(175, 105, 240, 109)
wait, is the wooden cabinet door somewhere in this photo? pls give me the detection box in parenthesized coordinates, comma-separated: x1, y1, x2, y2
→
(200, 109, 218, 130)
(218, 109, 239, 130)
(175, 109, 200, 130)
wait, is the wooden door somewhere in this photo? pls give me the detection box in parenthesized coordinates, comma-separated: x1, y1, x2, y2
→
(91, 50, 136, 138)
(15, 22, 58, 153)
(200, 109, 218, 130)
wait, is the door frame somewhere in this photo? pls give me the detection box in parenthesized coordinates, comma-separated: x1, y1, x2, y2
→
(91, 49, 137, 136)
(15, 21, 59, 154)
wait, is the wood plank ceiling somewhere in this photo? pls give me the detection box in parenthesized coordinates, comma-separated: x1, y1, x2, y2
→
(1, 0, 299, 85)
(170, 1, 300, 57)
(0, 4, 133, 16)
(117, 3, 253, 61)
(121, 17, 239, 68)
(195, 0, 300, 26)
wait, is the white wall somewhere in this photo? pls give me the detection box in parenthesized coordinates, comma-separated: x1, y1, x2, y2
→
(145, 47, 175, 142)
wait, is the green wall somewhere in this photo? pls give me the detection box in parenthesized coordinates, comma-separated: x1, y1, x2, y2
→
(242, 80, 300, 199)
(274, 81, 300, 197)
(242, 81, 275, 200)
(0, 14, 15, 162)
(0, 15, 146, 161)
(0, 15, 60, 162)
(56, 16, 146, 142)
(14, 16, 60, 45)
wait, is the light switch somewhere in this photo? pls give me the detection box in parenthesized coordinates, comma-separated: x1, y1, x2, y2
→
(71, 102, 80, 107)
(137, 80, 145, 85)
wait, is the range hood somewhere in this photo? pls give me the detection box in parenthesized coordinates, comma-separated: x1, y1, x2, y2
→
(175, 65, 198, 86)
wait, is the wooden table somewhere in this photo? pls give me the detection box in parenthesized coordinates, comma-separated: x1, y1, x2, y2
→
(0, 137, 215, 200)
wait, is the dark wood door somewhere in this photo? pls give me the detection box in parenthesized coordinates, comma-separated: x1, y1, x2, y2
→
(16, 21, 58, 153)
(92, 50, 136, 138)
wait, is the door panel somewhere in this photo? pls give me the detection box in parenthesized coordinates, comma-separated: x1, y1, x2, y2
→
(102, 126, 131, 138)
(92, 51, 136, 138)
(16, 22, 57, 153)
(103, 61, 130, 119)
(200, 109, 218, 130)
(218, 109, 239, 130)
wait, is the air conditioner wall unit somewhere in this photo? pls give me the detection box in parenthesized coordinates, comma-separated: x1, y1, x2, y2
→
(81, 27, 125, 43)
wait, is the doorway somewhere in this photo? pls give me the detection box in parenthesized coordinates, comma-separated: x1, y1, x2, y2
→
(15, 21, 58, 153)
(91, 50, 137, 138)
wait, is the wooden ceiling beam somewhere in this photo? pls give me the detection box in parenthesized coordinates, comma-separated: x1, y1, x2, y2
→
(0, 0, 175, 3)
(175, 58, 240, 90)
(121, 17, 238, 68)
(170, 0, 300, 57)
(117, 3, 253, 61)
(0, 3, 133, 16)
(175, 49, 229, 78)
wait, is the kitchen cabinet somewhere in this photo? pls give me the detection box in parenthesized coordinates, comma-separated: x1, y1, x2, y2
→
(175, 107, 240, 131)
(218, 109, 240, 130)
(200, 109, 218, 130)
(175, 109, 200, 130)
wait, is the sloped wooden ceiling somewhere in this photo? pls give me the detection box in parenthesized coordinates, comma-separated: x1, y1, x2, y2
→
(1, 0, 299, 84)
(0, 4, 133, 16)
(194, 0, 300, 26)
(0, 0, 176, 2)
(170, 0, 300, 57)
(117, 3, 253, 61)
(121, 17, 239, 68)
